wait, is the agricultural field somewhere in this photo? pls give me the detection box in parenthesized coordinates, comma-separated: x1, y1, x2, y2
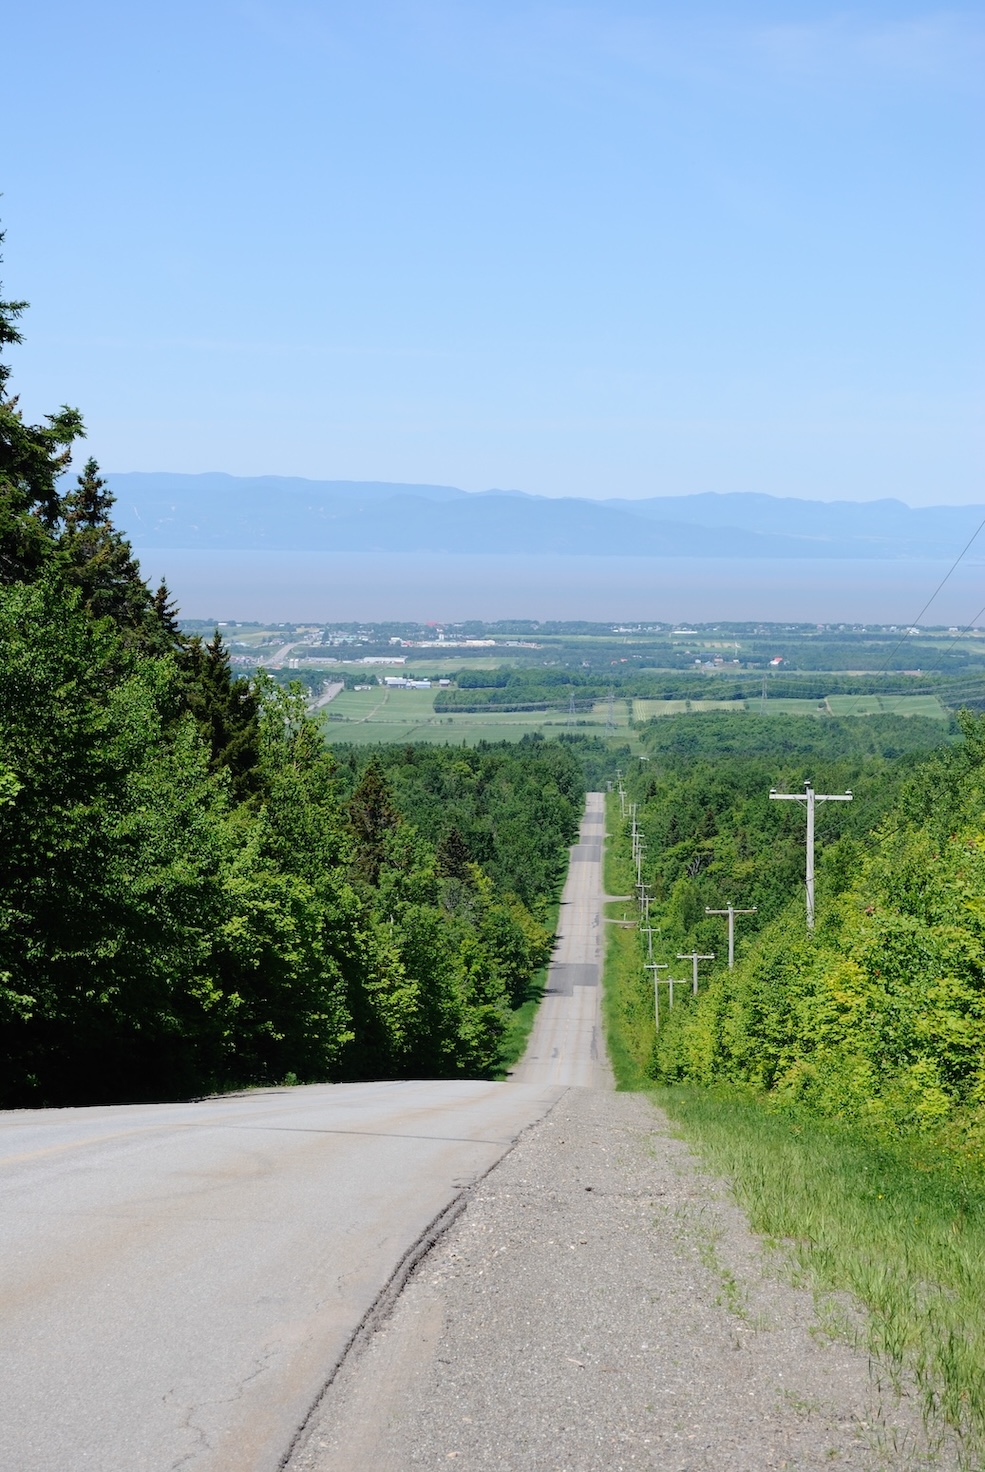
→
(632, 698, 748, 720)
(320, 686, 952, 745)
(825, 692, 948, 719)
(320, 686, 628, 745)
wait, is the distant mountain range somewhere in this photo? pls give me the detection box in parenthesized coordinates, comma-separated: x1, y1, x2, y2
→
(104, 472, 984, 561)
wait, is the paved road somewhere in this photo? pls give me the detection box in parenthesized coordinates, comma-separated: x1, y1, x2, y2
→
(0, 1080, 560, 1472)
(512, 789, 611, 1088)
(0, 795, 608, 1471)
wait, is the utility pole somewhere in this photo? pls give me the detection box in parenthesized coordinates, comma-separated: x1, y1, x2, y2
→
(677, 951, 715, 997)
(641, 923, 657, 960)
(705, 903, 757, 969)
(606, 688, 615, 732)
(769, 781, 853, 931)
(568, 691, 576, 727)
(645, 962, 669, 1029)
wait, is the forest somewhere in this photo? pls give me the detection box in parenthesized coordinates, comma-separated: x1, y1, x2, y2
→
(0, 236, 583, 1107)
(611, 708, 985, 1149)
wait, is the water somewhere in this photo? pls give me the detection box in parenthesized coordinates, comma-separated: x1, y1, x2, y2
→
(133, 549, 985, 626)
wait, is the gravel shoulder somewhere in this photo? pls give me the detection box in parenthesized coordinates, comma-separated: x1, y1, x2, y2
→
(289, 1087, 949, 1472)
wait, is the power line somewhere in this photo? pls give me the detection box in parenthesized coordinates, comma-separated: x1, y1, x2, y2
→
(842, 512, 985, 717)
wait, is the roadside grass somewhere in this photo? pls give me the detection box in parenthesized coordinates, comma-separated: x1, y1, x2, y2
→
(493, 971, 548, 1078)
(599, 793, 985, 1465)
(653, 1086, 985, 1469)
(601, 791, 656, 1090)
(494, 895, 563, 1079)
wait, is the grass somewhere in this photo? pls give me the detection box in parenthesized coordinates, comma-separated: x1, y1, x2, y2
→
(653, 1087, 985, 1468)
(493, 894, 566, 1079)
(492, 972, 548, 1078)
(826, 693, 948, 720)
(632, 698, 747, 719)
(600, 789, 985, 1465)
(601, 790, 659, 1089)
(629, 694, 947, 723)
(321, 687, 636, 746)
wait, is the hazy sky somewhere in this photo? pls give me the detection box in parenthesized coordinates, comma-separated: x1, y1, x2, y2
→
(4, 1, 982, 503)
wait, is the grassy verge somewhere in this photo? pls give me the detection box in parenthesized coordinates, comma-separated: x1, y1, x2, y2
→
(493, 971, 548, 1077)
(493, 896, 562, 1078)
(602, 789, 657, 1090)
(600, 788, 985, 1465)
(655, 1085, 985, 1468)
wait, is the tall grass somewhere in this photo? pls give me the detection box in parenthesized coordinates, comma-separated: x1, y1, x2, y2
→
(602, 790, 660, 1090)
(656, 1086, 985, 1469)
(601, 790, 985, 1466)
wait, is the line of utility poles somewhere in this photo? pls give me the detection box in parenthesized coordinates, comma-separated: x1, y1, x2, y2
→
(620, 766, 847, 1052)
(704, 903, 757, 969)
(769, 781, 853, 930)
(644, 962, 668, 1029)
(677, 950, 714, 996)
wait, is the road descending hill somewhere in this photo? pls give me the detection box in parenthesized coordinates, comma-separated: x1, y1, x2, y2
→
(0, 797, 948, 1470)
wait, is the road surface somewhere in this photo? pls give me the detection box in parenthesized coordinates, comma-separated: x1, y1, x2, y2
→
(512, 789, 611, 1088)
(0, 795, 608, 1471)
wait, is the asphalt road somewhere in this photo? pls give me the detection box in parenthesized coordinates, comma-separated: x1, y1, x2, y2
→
(0, 1080, 561, 1472)
(0, 796, 607, 1472)
(512, 790, 611, 1089)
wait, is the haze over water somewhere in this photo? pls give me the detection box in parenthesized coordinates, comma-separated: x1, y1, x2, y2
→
(140, 550, 985, 628)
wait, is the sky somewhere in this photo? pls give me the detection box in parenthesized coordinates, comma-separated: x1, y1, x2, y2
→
(4, 1, 983, 505)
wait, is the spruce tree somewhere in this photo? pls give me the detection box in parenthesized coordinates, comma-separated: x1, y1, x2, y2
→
(178, 630, 262, 804)
(56, 457, 163, 643)
(0, 228, 85, 582)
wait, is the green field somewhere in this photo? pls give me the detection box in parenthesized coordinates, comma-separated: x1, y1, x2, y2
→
(319, 686, 950, 745)
(632, 698, 747, 720)
(631, 693, 948, 723)
(826, 692, 948, 719)
(320, 687, 629, 745)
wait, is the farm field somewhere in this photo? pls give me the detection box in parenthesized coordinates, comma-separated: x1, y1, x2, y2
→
(630, 694, 949, 723)
(320, 687, 627, 745)
(825, 692, 948, 719)
(632, 698, 747, 720)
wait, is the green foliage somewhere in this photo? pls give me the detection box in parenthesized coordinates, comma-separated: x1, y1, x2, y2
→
(619, 709, 985, 1155)
(0, 224, 581, 1104)
(655, 1085, 985, 1466)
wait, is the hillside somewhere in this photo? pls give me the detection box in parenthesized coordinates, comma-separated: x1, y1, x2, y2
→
(105, 472, 985, 560)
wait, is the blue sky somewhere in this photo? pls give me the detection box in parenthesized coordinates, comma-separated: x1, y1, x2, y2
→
(4, 1, 982, 503)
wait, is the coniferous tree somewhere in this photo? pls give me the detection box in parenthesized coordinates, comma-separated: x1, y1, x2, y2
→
(178, 631, 262, 804)
(0, 229, 84, 582)
(55, 458, 161, 644)
(348, 761, 400, 886)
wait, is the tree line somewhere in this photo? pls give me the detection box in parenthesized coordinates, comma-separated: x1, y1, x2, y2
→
(436, 666, 969, 713)
(618, 710, 985, 1149)
(0, 231, 583, 1106)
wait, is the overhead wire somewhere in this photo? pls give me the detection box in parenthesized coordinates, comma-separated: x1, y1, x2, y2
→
(840, 510, 985, 717)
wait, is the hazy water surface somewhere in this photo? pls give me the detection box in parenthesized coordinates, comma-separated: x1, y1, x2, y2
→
(133, 550, 985, 627)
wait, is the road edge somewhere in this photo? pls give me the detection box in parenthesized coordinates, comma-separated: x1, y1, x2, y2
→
(278, 1085, 569, 1470)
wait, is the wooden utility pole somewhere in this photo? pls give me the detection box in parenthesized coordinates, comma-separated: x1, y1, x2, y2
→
(769, 781, 853, 930)
(705, 903, 757, 969)
(677, 950, 715, 996)
(644, 962, 669, 1029)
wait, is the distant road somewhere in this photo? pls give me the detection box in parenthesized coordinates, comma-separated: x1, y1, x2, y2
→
(312, 680, 344, 707)
(512, 790, 611, 1088)
(0, 797, 608, 1470)
(263, 641, 297, 666)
